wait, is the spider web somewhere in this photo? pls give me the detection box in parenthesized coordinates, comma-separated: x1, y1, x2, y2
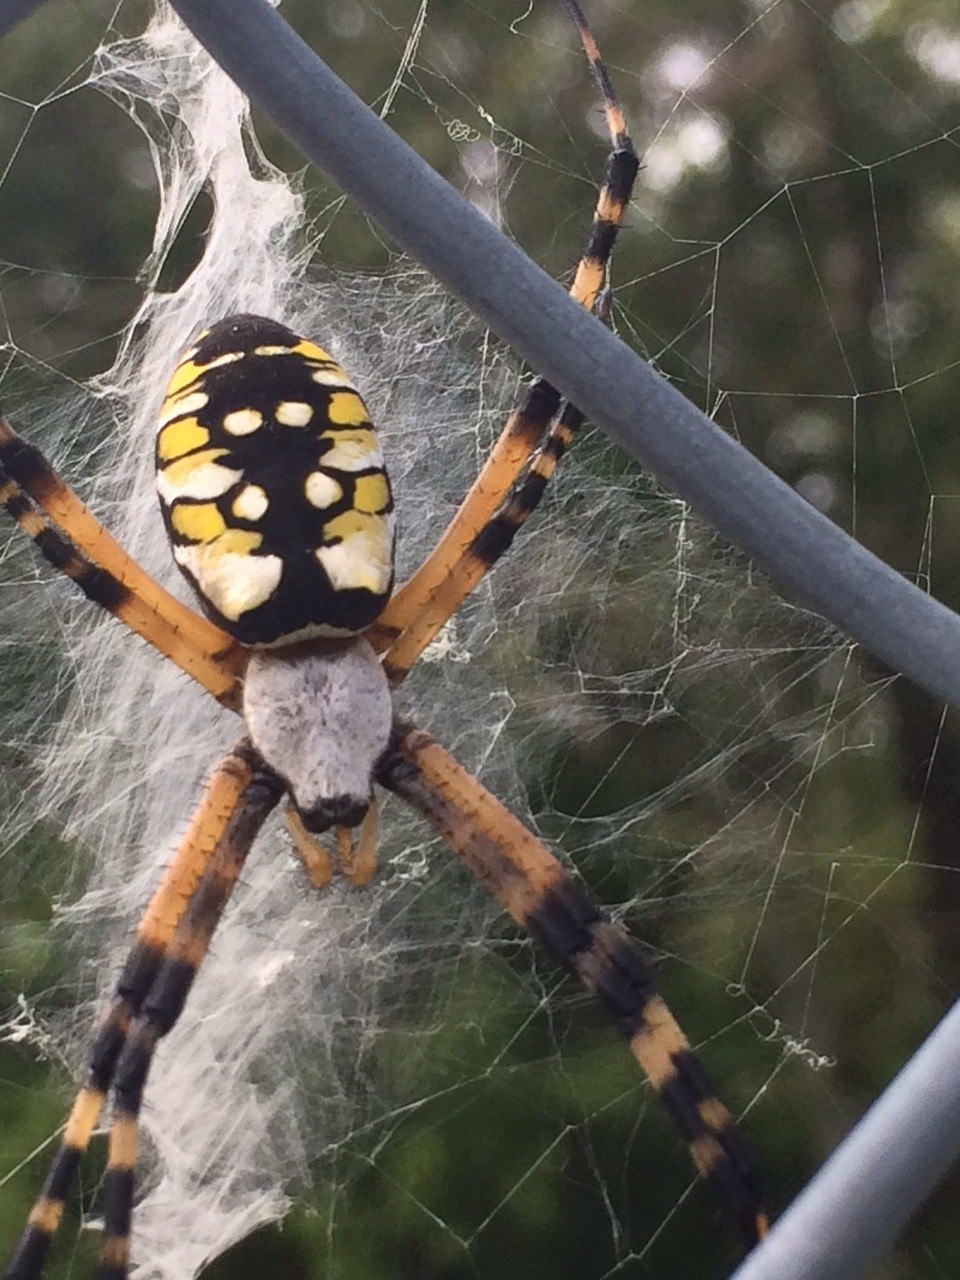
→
(1, 1, 959, 1277)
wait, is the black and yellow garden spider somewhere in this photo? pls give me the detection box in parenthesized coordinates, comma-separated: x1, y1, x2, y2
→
(1, 4, 767, 1276)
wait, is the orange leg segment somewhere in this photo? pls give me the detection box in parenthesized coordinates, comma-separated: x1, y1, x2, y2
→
(0, 416, 244, 708)
(370, 7, 638, 670)
(378, 723, 768, 1250)
(2, 743, 272, 1280)
(370, 381, 563, 649)
(96, 749, 282, 1280)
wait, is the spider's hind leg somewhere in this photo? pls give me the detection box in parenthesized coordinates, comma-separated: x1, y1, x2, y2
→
(2, 743, 272, 1280)
(96, 750, 283, 1280)
(379, 723, 768, 1250)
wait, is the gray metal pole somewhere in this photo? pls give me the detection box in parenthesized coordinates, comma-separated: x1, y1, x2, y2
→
(162, 0, 960, 712)
(730, 997, 960, 1280)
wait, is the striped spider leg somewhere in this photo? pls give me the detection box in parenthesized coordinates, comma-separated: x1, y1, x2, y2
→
(0, 417, 244, 709)
(369, 0, 640, 683)
(378, 725, 769, 1247)
(3, 743, 282, 1280)
(96, 749, 283, 1280)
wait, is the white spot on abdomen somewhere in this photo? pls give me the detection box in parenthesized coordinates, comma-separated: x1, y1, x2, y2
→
(223, 408, 264, 436)
(157, 460, 243, 503)
(275, 401, 314, 426)
(174, 544, 282, 620)
(232, 484, 270, 521)
(305, 472, 343, 509)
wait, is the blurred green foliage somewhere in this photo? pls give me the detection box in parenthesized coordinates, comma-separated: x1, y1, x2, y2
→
(4, 0, 960, 1277)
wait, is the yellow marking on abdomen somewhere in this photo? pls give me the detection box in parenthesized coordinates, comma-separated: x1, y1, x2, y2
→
(311, 366, 356, 388)
(324, 510, 380, 543)
(163, 349, 243, 398)
(164, 358, 204, 398)
(317, 510, 392, 593)
(328, 391, 370, 426)
(216, 529, 263, 556)
(171, 502, 227, 543)
(157, 451, 240, 502)
(354, 472, 391, 514)
(157, 416, 210, 461)
(158, 390, 209, 428)
(176, 543, 279, 620)
(292, 338, 334, 361)
(321, 430, 380, 471)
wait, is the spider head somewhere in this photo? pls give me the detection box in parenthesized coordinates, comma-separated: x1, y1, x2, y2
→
(295, 791, 369, 834)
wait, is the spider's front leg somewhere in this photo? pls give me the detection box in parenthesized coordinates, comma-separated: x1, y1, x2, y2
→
(0, 416, 245, 708)
(369, 0, 638, 682)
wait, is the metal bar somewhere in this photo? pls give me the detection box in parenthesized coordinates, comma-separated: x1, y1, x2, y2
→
(730, 996, 960, 1280)
(163, 0, 960, 710)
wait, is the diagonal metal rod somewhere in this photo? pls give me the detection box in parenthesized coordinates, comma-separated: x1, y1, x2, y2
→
(161, 0, 960, 713)
(729, 997, 960, 1280)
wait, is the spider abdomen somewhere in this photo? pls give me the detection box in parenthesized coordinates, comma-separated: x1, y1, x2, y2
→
(155, 314, 395, 647)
